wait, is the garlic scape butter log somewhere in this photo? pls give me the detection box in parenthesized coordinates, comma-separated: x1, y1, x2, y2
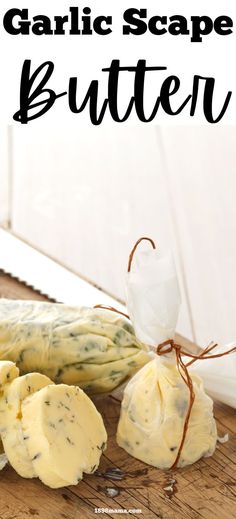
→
(0, 373, 54, 478)
(0, 299, 150, 393)
(21, 384, 107, 488)
(117, 354, 217, 469)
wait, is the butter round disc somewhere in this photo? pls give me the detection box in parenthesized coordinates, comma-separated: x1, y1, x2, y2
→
(1, 373, 54, 478)
(22, 384, 107, 488)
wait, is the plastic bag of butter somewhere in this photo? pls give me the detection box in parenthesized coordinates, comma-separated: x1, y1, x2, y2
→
(0, 299, 150, 394)
(117, 238, 217, 469)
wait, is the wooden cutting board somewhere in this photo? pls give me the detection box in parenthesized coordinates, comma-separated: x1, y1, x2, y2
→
(0, 271, 235, 519)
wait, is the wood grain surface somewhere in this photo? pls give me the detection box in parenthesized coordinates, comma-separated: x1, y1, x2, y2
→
(0, 272, 235, 519)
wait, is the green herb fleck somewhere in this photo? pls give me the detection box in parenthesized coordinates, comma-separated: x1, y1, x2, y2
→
(66, 437, 75, 445)
(33, 453, 41, 460)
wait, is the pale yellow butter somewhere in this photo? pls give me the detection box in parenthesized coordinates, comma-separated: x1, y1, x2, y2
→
(22, 384, 107, 488)
(0, 373, 54, 478)
(0, 300, 150, 393)
(117, 354, 217, 469)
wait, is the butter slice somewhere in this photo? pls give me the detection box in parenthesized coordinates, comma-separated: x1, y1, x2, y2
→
(22, 384, 107, 488)
(0, 361, 19, 388)
(1, 373, 54, 478)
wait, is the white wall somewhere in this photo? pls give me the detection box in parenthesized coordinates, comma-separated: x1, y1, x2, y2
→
(4, 125, 236, 347)
(161, 126, 236, 346)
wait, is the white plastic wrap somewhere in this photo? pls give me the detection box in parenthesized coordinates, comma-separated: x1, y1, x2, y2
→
(126, 244, 181, 347)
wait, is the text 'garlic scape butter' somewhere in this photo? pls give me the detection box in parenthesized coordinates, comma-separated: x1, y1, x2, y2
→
(0, 299, 150, 393)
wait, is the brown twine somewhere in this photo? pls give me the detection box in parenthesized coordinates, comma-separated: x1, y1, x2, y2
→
(157, 339, 236, 469)
(128, 237, 156, 273)
(157, 340, 195, 469)
(184, 341, 236, 365)
(94, 304, 130, 320)
(95, 238, 156, 319)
